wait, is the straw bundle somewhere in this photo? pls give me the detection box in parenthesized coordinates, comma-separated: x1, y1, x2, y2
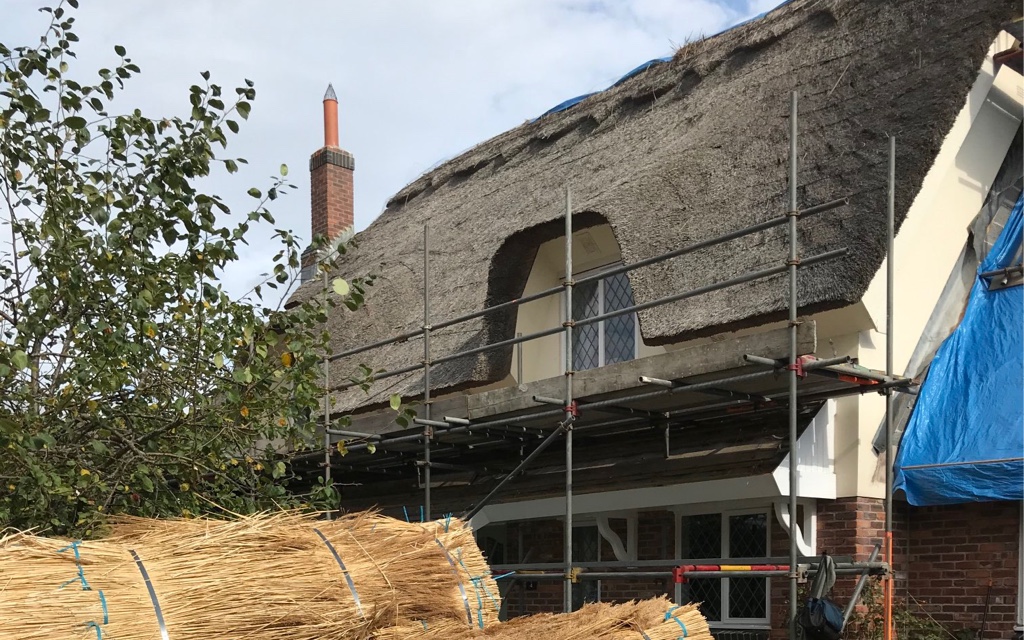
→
(0, 510, 497, 639)
(371, 597, 711, 640)
(0, 532, 161, 640)
(0, 517, 396, 640)
(107, 510, 500, 632)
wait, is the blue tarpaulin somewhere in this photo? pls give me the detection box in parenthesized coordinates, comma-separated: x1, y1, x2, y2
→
(533, 1, 793, 121)
(894, 196, 1024, 506)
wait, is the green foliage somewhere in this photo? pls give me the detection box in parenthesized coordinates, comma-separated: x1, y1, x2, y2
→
(847, 579, 973, 640)
(0, 1, 377, 537)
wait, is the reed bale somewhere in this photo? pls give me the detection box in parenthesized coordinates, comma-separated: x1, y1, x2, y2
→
(109, 510, 500, 632)
(371, 597, 711, 640)
(0, 533, 161, 640)
(314, 513, 501, 630)
(0, 520, 395, 640)
(105, 511, 397, 639)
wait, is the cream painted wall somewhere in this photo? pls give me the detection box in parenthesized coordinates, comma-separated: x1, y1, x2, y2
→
(853, 37, 1023, 498)
(514, 224, 665, 384)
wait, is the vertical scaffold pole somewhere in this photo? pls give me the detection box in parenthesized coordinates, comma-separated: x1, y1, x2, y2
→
(884, 135, 896, 640)
(323, 265, 333, 520)
(563, 186, 575, 613)
(423, 225, 433, 521)
(787, 90, 800, 640)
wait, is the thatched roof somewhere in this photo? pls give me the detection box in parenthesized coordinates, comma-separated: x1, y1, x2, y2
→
(292, 0, 1018, 414)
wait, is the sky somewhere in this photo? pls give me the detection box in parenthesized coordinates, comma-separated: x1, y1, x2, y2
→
(1, 0, 781, 303)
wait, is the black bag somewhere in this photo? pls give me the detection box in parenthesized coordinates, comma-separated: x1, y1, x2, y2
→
(798, 553, 844, 640)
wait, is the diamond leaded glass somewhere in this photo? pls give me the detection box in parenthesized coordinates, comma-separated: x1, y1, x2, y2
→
(571, 526, 599, 611)
(728, 514, 768, 619)
(569, 271, 636, 371)
(603, 272, 635, 365)
(571, 280, 600, 371)
(681, 514, 722, 621)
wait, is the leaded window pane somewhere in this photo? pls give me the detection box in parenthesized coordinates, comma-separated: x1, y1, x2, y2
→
(603, 273, 635, 365)
(728, 514, 768, 620)
(729, 577, 767, 620)
(571, 526, 599, 611)
(681, 514, 722, 621)
(572, 281, 600, 372)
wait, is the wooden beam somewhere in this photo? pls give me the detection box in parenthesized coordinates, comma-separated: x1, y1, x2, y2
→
(466, 321, 816, 418)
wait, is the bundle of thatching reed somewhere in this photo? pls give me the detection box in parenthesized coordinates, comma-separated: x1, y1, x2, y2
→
(371, 597, 711, 640)
(0, 510, 498, 639)
(0, 516, 395, 640)
(108, 510, 501, 632)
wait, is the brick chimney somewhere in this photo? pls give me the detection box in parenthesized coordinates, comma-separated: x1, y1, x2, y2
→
(301, 84, 354, 280)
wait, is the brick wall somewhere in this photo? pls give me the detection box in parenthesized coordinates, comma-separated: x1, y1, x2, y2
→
(901, 501, 1020, 639)
(497, 500, 1020, 640)
(304, 147, 354, 269)
(768, 498, 910, 640)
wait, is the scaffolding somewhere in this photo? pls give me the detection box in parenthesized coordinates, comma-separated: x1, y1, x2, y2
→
(319, 93, 909, 638)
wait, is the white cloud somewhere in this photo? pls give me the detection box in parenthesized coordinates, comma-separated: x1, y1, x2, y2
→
(0, 0, 780, 302)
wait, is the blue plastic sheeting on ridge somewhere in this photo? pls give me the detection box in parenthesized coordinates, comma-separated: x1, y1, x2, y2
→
(533, 0, 794, 121)
(537, 92, 600, 119)
(611, 55, 674, 88)
(894, 196, 1024, 506)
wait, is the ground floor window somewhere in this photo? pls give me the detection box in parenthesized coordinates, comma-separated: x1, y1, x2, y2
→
(572, 525, 600, 611)
(678, 509, 770, 626)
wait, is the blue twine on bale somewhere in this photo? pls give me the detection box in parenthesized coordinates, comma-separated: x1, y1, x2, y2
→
(56, 541, 90, 590)
(57, 541, 107, 638)
(664, 605, 689, 638)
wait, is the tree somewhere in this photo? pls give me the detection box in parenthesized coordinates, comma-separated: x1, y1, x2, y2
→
(0, 0, 372, 537)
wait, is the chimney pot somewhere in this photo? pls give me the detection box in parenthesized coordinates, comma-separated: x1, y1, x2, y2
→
(323, 83, 339, 148)
(303, 83, 354, 280)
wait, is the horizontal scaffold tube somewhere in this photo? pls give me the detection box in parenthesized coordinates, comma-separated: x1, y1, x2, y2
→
(329, 198, 849, 364)
(332, 247, 848, 393)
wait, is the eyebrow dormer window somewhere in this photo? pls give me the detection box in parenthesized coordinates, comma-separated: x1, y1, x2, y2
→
(568, 267, 638, 372)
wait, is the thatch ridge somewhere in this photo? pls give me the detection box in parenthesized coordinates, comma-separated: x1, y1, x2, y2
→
(292, 0, 1018, 414)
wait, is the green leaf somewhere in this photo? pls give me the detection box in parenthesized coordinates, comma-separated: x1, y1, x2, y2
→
(247, 188, 261, 199)
(332, 278, 349, 296)
(64, 116, 87, 129)
(226, 119, 239, 134)
(279, 164, 288, 177)
(389, 394, 402, 412)
(272, 461, 286, 479)
(224, 159, 238, 173)
(366, 443, 377, 454)
(236, 101, 251, 120)
(200, 70, 210, 81)
(10, 350, 28, 370)
(214, 353, 225, 368)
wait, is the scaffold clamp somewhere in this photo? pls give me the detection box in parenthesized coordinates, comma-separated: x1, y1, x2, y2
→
(564, 401, 579, 418)
(786, 355, 813, 378)
(673, 565, 693, 584)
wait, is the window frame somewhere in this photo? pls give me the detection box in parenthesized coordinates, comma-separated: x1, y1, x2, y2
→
(560, 262, 640, 371)
(675, 506, 773, 629)
(570, 521, 602, 610)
